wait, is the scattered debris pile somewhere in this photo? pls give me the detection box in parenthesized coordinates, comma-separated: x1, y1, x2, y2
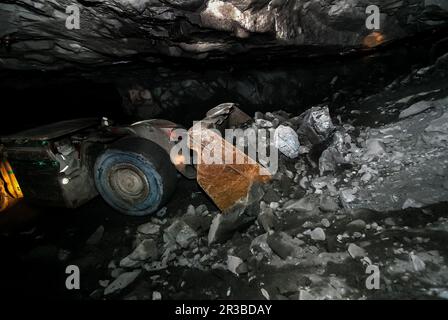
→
(36, 53, 448, 300)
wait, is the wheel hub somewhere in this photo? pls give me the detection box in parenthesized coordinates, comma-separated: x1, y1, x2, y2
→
(108, 164, 150, 203)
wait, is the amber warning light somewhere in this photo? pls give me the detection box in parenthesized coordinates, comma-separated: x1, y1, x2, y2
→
(0, 160, 24, 212)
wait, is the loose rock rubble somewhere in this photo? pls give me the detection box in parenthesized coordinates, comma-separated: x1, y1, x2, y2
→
(104, 270, 141, 296)
(78, 54, 448, 300)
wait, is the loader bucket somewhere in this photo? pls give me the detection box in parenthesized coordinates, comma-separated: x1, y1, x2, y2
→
(188, 104, 271, 213)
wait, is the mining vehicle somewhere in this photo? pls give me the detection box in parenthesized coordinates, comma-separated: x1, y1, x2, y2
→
(0, 104, 268, 216)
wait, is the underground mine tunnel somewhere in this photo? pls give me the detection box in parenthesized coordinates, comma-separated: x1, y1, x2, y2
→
(0, 0, 448, 305)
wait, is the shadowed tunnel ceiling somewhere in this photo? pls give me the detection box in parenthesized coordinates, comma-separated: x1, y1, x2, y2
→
(0, 0, 447, 70)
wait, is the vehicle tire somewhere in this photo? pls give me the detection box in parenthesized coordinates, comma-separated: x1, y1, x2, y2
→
(94, 137, 177, 216)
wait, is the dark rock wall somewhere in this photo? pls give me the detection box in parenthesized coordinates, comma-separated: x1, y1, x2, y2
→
(115, 53, 406, 121)
(102, 31, 445, 122)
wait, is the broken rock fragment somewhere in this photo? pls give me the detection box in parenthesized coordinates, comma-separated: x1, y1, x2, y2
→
(119, 256, 143, 269)
(164, 220, 198, 248)
(346, 219, 367, 232)
(227, 255, 248, 275)
(104, 270, 141, 296)
(263, 188, 281, 203)
(267, 232, 304, 259)
(299, 290, 317, 300)
(258, 204, 276, 232)
(152, 291, 162, 300)
(250, 233, 273, 258)
(320, 196, 339, 212)
(274, 125, 300, 158)
(402, 198, 424, 209)
(410, 252, 426, 272)
(86, 225, 104, 246)
(208, 183, 264, 244)
(284, 196, 317, 212)
(309, 228, 326, 241)
(297, 106, 335, 147)
(111, 268, 125, 279)
(363, 139, 386, 160)
(128, 239, 158, 261)
(318, 131, 350, 175)
(399, 100, 433, 119)
(348, 243, 367, 259)
(137, 222, 160, 236)
(340, 189, 357, 204)
(321, 218, 331, 228)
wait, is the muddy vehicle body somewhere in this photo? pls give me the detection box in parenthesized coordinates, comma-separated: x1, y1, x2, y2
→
(0, 117, 194, 216)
